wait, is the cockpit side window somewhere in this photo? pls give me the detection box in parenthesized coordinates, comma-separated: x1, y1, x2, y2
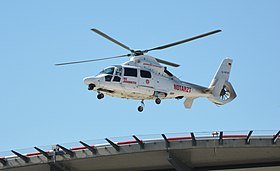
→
(124, 68, 137, 77)
(116, 67, 122, 76)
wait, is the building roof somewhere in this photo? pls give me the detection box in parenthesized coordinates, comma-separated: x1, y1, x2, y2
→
(1, 130, 280, 171)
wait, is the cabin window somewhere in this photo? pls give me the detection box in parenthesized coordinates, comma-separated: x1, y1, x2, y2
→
(113, 76, 121, 82)
(124, 68, 137, 77)
(140, 70, 151, 78)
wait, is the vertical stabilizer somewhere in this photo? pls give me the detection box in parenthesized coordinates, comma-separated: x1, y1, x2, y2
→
(209, 58, 232, 96)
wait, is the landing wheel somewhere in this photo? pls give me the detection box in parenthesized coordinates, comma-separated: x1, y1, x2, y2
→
(88, 84, 95, 90)
(97, 93, 104, 99)
(155, 98, 161, 104)
(138, 106, 144, 112)
(137, 100, 145, 112)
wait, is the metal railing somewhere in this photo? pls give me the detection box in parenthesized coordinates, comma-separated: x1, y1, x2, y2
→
(0, 130, 279, 160)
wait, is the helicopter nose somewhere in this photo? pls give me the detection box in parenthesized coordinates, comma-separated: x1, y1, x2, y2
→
(83, 77, 97, 85)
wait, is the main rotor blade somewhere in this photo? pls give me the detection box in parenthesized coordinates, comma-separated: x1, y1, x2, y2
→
(155, 57, 180, 67)
(91, 28, 133, 52)
(55, 54, 130, 66)
(145, 29, 221, 52)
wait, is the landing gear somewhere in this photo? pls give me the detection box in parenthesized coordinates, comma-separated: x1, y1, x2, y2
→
(153, 91, 166, 104)
(155, 98, 161, 104)
(138, 106, 144, 112)
(88, 84, 95, 90)
(137, 100, 145, 112)
(97, 93, 104, 99)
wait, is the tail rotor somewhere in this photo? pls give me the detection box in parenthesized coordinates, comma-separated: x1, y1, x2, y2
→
(220, 85, 230, 101)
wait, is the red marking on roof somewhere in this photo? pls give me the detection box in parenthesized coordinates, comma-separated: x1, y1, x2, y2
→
(117, 140, 138, 145)
(26, 152, 42, 156)
(71, 146, 86, 151)
(168, 136, 192, 141)
(71, 145, 95, 151)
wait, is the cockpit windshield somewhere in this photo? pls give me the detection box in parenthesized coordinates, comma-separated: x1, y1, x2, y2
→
(98, 67, 115, 76)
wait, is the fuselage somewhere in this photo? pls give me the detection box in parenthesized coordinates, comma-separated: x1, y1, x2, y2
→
(83, 55, 209, 100)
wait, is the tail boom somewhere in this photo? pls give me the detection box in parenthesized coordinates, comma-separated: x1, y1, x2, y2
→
(181, 58, 237, 109)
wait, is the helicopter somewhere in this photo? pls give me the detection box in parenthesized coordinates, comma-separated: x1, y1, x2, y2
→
(56, 28, 236, 112)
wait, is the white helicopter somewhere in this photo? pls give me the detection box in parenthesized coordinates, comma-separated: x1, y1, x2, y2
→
(56, 28, 236, 112)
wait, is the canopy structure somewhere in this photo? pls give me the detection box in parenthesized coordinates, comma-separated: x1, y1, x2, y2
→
(0, 130, 280, 171)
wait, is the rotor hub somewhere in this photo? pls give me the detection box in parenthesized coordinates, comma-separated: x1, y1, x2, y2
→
(132, 50, 144, 56)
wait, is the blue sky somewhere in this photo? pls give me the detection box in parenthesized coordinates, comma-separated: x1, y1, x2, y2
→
(0, 1, 279, 152)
